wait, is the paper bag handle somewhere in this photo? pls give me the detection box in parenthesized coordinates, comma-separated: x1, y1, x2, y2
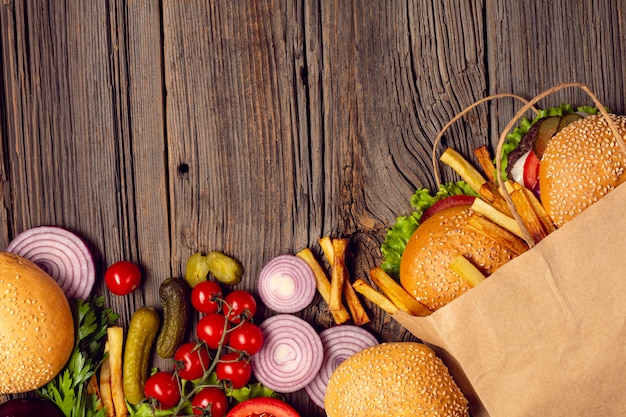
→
(431, 93, 537, 186)
(432, 83, 626, 248)
(494, 82, 626, 247)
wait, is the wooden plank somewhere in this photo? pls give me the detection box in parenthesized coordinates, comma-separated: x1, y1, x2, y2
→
(1, 0, 625, 414)
(486, 0, 626, 144)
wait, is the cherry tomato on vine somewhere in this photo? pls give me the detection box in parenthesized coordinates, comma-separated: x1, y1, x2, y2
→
(216, 352, 252, 388)
(191, 280, 223, 314)
(223, 290, 257, 324)
(197, 313, 229, 349)
(228, 322, 264, 355)
(144, 371, 181, 410)
(191, 387, 228, 417)
(104, 260, 142, 295)
(174, 342, 212, 381)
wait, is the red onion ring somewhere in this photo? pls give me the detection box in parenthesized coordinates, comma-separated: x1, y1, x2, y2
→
(251, 314, 323, 393)
(257, 255, 316, 313)
(5, 226, 96, 300)
(304, 325, 379, 408)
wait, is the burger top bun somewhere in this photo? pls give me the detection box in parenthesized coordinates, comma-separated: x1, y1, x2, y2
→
(324, 342, 469, 417)
(399, 204, 518, 311)
(0, 252, 75, 394)
(539, 114, 626, 228)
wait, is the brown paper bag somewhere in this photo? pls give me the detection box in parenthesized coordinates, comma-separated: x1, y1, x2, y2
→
(393, 180, 626, 417)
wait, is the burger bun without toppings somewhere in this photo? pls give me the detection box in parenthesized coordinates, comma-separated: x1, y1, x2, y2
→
(0, 252, 75, 394)
(324, 342, 469, 417)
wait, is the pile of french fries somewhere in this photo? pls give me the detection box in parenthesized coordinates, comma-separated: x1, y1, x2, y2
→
(446, 146, 556, 246)
(87, 327, 127, 417)
(297, 237, 433, 322)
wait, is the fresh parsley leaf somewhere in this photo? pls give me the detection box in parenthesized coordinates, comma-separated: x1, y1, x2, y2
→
(37, 296, 119, 417)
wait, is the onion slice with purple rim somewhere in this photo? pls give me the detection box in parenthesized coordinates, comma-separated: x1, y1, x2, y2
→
(5, 226, 96, 300)
(304, 325, 379, 408)
(257, 255, 316, 313)
(252, 314, 324, 393)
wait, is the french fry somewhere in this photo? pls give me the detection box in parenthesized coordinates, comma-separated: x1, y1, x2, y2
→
(329, 238, 370, 324)
(296, 248, 350, 324)
(87, 374, 103, 411)
(342, 278, 370, 325)
(478, 182, 513, 217)
(353, 279, 399, 315)
(318, 237, 370, 324)
(368, 267, 431, 317)
(449, 255, 486, 287)
(505, 181, 550, 243)
(474, 145, 497, 184)
(471, 197, 524, 239)
(107, 326, 127, 417)
(329, 238, 347, 312)
(467, 213, 529, 256)
(318, 236, 334, 265)
(522, 187, 557, 234)
(99, 342, 115, 417)
(440, 147, 487, 195)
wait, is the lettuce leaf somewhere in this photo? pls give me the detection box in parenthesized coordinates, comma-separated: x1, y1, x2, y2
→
(380, 181, 477, 278)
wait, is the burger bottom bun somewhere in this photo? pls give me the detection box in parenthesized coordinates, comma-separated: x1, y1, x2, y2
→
(324, 342, 469, 417)
(400, 204, 518, 311)
(0, 252, 75, 394)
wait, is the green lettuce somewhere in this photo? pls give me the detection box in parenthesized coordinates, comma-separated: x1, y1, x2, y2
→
(380, 181, 477, 278)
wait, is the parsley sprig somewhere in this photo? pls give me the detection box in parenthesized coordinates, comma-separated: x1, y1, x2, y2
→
(37, 296, 119, 417)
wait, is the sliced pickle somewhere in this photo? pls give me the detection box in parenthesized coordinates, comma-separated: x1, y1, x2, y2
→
(532, 116, 560, 158)
(557, 113, 583, 132)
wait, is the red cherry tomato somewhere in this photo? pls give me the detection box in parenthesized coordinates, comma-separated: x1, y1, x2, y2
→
(197, 313, 229, 349)
(104, 260, 142, 296)
(228, 322, 264, 355)
(216, 352, 252, 389)
(173, 342, 212, 381)
(144, 371, 181, 410)
(191, 280, 223, 314)
(223, 290, 257, 324)
(191, 387, 228, 417)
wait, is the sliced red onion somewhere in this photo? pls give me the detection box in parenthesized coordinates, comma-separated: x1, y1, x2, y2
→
(5, 226, 96, 300)
(304, 325, 379, 408)
(257, 255, 316, 313)
(251, 314, 323, 393)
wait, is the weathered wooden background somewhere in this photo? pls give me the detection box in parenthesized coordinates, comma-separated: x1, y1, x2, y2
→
(1, 1, 625, 415)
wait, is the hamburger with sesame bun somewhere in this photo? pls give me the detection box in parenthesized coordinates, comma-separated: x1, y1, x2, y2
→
(399, 203, 523, 311)
(324, 342, 469, 417)
(380, 180, 527, 311)
(0, 252, 74, 394)
(539, 113, 626, 227)
(502, 105, 626, 227)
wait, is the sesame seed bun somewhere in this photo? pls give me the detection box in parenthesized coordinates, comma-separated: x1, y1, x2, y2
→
(539, 114, 626, 227)
(399, 204, 517, 311)
(324, 342, 469, 417)
(0, 252, 74, 394)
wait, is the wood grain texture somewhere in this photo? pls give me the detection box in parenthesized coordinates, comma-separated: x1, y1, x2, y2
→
(1, 0, 625, 415)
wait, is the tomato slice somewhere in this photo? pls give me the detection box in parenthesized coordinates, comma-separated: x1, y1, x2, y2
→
(523, 150, 541, 190)
(421, 195, 475, 223)
(225, 397, 300, 417)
